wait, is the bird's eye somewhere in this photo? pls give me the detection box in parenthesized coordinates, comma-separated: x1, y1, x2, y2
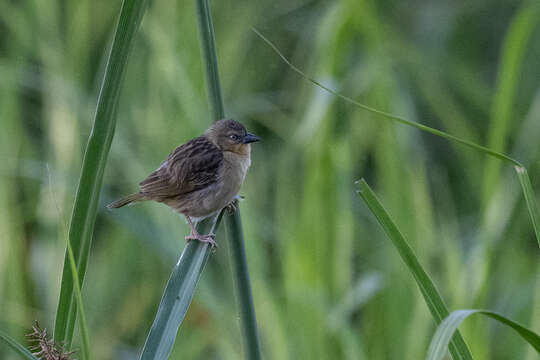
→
(229, 134, 239, 141)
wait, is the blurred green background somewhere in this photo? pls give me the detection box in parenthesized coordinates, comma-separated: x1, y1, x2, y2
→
(1, 0, 539, 359)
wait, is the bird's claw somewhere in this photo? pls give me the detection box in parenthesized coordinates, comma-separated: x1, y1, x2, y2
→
(185, 232, 217, 248)
(225, 201, 237, 214)
(226, 196, 244, 214)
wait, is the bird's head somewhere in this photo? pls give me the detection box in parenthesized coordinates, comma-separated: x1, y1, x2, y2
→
(206, 119, 261, 154)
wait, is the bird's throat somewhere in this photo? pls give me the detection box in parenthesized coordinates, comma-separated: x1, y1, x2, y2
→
(227, 143, 251, 156)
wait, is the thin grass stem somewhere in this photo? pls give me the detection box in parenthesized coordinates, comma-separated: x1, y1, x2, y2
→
(197, 2, 262, 358)
(253, 27, 540, 249)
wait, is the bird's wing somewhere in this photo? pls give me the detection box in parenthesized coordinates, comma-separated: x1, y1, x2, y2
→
(139, 136, 223, 199)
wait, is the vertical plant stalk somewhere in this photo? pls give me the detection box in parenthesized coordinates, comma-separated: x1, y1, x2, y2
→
(225, 208, 263, 359)
(196, 0, 225, 120)
(196, 0, 263, 358)
(54, 0, 149, 347)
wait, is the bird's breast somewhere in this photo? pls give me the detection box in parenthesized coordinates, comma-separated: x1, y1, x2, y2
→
(221, 150, 251, 191)
(183, 152, 249, 219)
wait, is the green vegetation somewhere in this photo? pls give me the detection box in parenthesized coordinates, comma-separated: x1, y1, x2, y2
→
(356, 179, 472, 360)
(426, 310, 540, 360)
(0, 330, 38, 360)
(53, 0, 149, 350)
(0, 0, 539, 359)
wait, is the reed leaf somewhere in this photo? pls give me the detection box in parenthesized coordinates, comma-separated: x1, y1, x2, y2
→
(0, 329, 38, 360)
(53, 0, 149, 347)
(140, 212, 224, 360)
(355, 179, 473, 360)
(426, 310, 540, 360)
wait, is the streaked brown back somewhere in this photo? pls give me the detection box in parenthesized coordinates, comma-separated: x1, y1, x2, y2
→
(139, 136, 223, 201)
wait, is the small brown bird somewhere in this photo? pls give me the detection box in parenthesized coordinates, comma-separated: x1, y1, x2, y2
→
(108, 119, 260, 246)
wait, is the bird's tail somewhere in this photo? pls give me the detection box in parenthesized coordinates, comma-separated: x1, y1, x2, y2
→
(107, 193, 144, 209)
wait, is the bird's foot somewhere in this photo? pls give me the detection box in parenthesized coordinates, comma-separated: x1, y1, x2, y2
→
(225, 201, 237, 214)
(185, 232, 217, 248)
(225, 195, 244, 214)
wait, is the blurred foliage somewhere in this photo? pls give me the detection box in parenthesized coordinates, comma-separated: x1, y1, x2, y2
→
(0, 0, 539, 359)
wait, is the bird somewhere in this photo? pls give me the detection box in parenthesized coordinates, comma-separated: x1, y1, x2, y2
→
(107, 118, 260, 247)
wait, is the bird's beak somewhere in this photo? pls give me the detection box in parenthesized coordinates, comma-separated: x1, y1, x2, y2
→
(242, 132, 261, 144)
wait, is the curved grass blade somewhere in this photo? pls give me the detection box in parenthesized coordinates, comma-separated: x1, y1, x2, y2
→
(427, 310, 540, 360)
(139, 212, 224, 360)
(355, 179, 473, 360)
(253, 28, 540, 249)
(0, 329, 39, 360)
(196, 1, 262, 359)
(54, 0, 149, 347)
(251, 27, 520, 167)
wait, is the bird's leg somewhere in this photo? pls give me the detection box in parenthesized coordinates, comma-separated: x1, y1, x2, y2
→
(185, 216, 217, 247)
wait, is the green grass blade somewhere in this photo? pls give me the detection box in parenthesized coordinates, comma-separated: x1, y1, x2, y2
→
(483, 3, 540, 204)
(140, 212, 224, 359)
(53, 0, 149, 347)
(515, 166, 540, 247)
(355, 179, 473, 360)
(196, 1, 262, 359)
(426, 310, 540, 360)
(251, 27, 519, 168)
(253, 28, 540, 249)
(0, 329, 39, 360)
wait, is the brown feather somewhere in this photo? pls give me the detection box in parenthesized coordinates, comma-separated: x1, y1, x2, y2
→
(107, 193, 143, 209)
(139, 136, 223, 202)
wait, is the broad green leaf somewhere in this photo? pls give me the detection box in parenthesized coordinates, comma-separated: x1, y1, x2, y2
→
(355, 179, 472, 360)
(427, 310, 540, 360)
(54, 0, 149, 347)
